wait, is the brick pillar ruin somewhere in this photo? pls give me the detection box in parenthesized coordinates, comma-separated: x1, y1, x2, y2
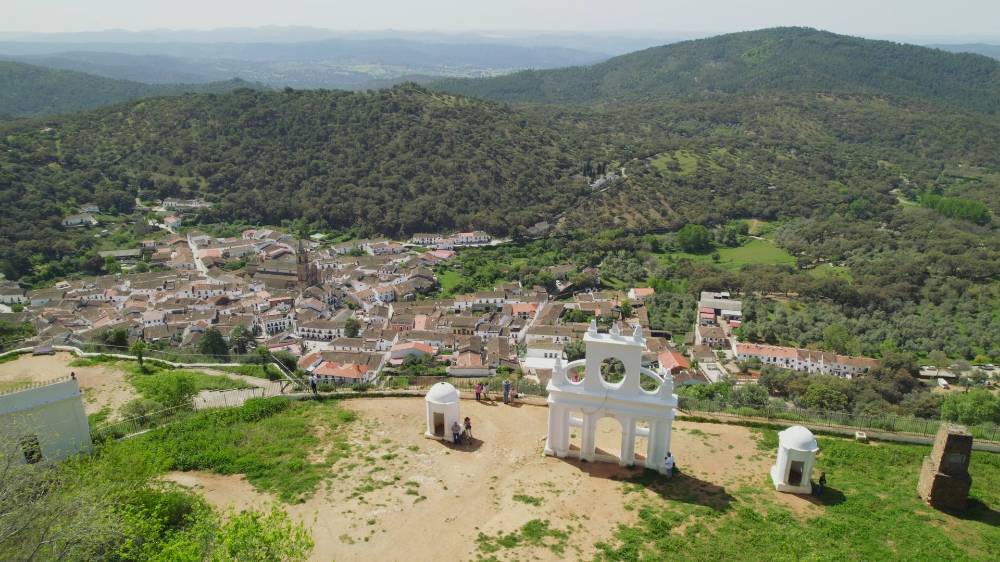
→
(917, 424, 972, 510)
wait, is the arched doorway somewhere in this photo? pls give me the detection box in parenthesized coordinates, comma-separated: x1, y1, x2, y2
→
(594, 416, 623, 461)
(633, 419, 650, 464)
(567, 409, 584, 455)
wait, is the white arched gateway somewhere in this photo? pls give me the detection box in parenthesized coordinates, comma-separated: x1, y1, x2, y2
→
(544, 320, 678, 473)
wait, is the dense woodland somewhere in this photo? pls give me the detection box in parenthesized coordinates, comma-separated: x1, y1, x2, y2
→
(433, 27, 1000, 113)
(0, 85, 585, 281)
(1, 27, 999, 364)
(0, 60, 257, 118)
(2, 27, 1000, 560)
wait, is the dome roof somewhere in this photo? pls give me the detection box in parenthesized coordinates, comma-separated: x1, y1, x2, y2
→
(778, 425, 819, 451)
(425, 382, 460, 404)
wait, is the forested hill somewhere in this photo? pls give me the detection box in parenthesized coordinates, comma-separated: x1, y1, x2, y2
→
(0, 85, 585, 280)
(929, 43, 1000, 61)
(0, 61, 259, 118)
(432, 27, 1000, 113)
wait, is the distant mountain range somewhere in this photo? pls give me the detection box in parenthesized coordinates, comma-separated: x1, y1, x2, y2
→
(0, 61, 258, 118)
(432, 27, 1000, 114)
(929, 43, 1000, 60)
(0, 34, 610, 90)
(0, 27, 689, 56)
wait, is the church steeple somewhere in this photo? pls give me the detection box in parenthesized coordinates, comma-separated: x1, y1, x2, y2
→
(296, 238, 315, 285)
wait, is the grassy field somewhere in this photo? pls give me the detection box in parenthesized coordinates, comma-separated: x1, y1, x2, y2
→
(808, 263, 854, 281)
(596, 430, 1000, 561)
(119, 397, 355, 503)
(79, 397, 1000, 560)
(658, 238, 796, 271)
(125, 364, 251, 396)
(649, 150, 700, 176)
(216, 363, 280, 379)
(70, 357, 251, 393)
(435, 268, 465, 295)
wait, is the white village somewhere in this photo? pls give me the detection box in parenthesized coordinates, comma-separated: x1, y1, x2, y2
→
(1, 12, 999, 559)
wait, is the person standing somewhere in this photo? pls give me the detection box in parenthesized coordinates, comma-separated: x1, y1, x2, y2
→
(464, 416, 473, 439)
(816, 472, 826, 496)
(475, 382, 483, 401)
(502, 379, 511, 404)
(451, 420, 462, 444)
(309, 373, 318, 396)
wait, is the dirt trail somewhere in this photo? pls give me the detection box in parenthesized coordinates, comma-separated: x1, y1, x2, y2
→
(164, 397, 816, 561)
(0, 352, 137, 415)
(0, 353, 270, 418)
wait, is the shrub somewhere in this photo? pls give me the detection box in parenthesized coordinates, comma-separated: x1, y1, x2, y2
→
(120, 398, 166, 424)
(941, 389, 1000, 426)
(677, 223, 713, 253)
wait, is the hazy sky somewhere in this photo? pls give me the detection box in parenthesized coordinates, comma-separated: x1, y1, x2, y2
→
(5, 0, 1000, 41)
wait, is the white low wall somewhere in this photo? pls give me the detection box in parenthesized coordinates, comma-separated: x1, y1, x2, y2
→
(1, 345, 259, 369)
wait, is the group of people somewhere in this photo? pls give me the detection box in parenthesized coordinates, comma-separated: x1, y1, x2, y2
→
(474, 379, 517, 404)
(451, 417, 473, 444)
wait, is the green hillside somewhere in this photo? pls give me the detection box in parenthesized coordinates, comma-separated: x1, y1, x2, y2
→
(0, 60, 259, 118)
(433, 27, 1000, 113)
(0, 84, 585, 280)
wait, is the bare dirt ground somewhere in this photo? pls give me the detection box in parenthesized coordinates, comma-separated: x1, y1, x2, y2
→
(0, 352, 137, 415)
(0, 353, 268, 418)
(164, 397, 821, 561)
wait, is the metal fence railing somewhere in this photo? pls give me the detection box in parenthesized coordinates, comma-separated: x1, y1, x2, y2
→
(0, 375, 72, 397)
(379, 375, 550, 398)
(91, 383, 286, 442)
(193, 384, 282, 409)
(374, 375, 1000, 443)
(90, 403, 193, 443)
(675, 396, 1000, 444)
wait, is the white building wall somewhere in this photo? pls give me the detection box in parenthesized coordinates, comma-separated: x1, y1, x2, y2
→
(0, 379, 92, 465)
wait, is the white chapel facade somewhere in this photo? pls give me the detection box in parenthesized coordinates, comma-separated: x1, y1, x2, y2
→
(544, 320, 678, 473)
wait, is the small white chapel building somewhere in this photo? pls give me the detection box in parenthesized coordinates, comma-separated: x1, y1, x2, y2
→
(424, 382, 461, 442)
(544, 320, 678, 473)
(770, 425, 819, 494)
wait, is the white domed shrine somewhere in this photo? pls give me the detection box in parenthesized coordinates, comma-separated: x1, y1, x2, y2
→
(770, 425, 819, 493)
(424, 382, 461, 442)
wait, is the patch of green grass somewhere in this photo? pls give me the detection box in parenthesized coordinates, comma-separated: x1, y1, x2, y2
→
(659, 238, 795, 271)
(513, 494, 544, 506)
(436, 269, 465, 296)
(215, 364, 277, 379)
(716, 239, 795, 267)
(476, 519, 569, 557)
(595, 432, 1000, 561)
(123, 398, 356, 503)
(808, 263, 854, 282)
(649, 150, 699, 176)
(125, 364, 250, 400)
(0, 352, 28, 365)
(673, 150, 699, 175)
(351, 476, 394, 497)
(68, 354, 119, 367)
(88, 406, 112, 429)
(745, 219, 774, 236)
